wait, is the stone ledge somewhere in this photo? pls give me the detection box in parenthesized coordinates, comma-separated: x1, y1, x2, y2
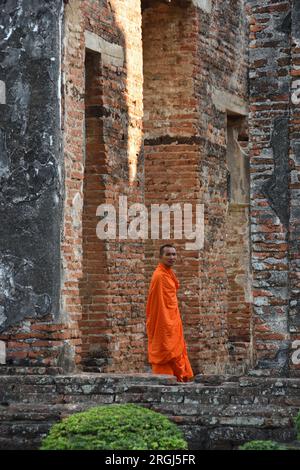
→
(84, 31, 124, 68)
(0, 371, 299, 449)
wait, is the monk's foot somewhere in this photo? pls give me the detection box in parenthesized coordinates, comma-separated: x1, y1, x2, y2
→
(176, 376, 194, 383)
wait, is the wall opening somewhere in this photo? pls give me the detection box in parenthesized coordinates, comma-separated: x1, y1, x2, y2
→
(226, 115, 249, 205)
(79, 49, 109, 371)
(225, 113, 253, 371)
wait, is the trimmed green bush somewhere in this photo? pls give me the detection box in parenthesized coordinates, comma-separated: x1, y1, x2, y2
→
(239, 440, 287, 450)
(40, 404, 188, 450)
(295, 410, 300, 441)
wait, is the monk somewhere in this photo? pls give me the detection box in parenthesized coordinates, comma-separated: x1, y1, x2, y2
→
(146, 244, 194, 382)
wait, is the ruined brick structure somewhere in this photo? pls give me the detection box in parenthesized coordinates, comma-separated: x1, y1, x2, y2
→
(0, 0, 300, 379)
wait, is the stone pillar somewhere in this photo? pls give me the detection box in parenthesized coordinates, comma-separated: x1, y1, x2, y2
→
(289, 0, 300, 376)
(246, 0, 292, 371)
(0, 0, 70, 369)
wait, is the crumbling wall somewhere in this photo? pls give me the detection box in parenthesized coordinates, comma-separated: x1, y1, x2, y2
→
(0, 0, 146, 372)
(2, 0, 298, 376)
(143, 0, 249, 374)
(61, 0, 145, 372)
(289, 0, 300, 375)
(246, 0, 300, 374)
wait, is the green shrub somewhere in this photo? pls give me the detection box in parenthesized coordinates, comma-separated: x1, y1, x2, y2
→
(295, 410, 300, 441)
(40, 404, 188, 450)
(239, 440, 287, 450)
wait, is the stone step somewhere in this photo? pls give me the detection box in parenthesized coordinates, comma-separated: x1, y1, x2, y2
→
(248, 368, 300, 378)
(0, 365, 64, 375)
(0, 401, 297, 450)
(0, 436, 43, 450)
(1, 374, 300, 405)
(0, 372, 179, 385)
(1, 372, 299, 386)
(0, 373, 299, 449)
(1, 401, 296, 421)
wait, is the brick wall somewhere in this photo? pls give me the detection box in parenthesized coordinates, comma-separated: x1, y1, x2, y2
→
(143, 0, 249, 374)
(289, 0, 300, 374)
(80, 49, 107, 365)
(61, 0, 145, 372)
(143, 1, 202, 375)
(0, 0, 146, 372)
(3, 0, 298, 377)
(246, 0, 300, 373)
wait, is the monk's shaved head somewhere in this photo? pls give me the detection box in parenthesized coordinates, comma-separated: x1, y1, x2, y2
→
(159, 244, 176, 268)
(159, 244, 175, 257)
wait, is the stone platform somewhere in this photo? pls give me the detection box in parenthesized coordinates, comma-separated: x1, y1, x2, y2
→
(0, 367, 299, 450)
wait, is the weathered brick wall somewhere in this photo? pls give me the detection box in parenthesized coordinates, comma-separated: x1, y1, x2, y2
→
(0, 0, 146, 371)
(200, 1, 249, 373)
(143, 1, 202, 374)
(62, 0, 145, 372)
(225, 204, 252, 370)
(289, 1, 300, 375)
(0, 0, 250, 374)
(143, 0, 249, 374)
(80, 49, 107, 364)
(246, 0, 299, 374)
(2, 0, 298, 377)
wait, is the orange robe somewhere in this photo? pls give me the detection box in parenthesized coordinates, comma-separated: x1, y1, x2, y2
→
(146, 262, 194, 382)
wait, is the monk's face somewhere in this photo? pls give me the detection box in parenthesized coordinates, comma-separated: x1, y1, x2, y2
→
(160, 247, 177, 268)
